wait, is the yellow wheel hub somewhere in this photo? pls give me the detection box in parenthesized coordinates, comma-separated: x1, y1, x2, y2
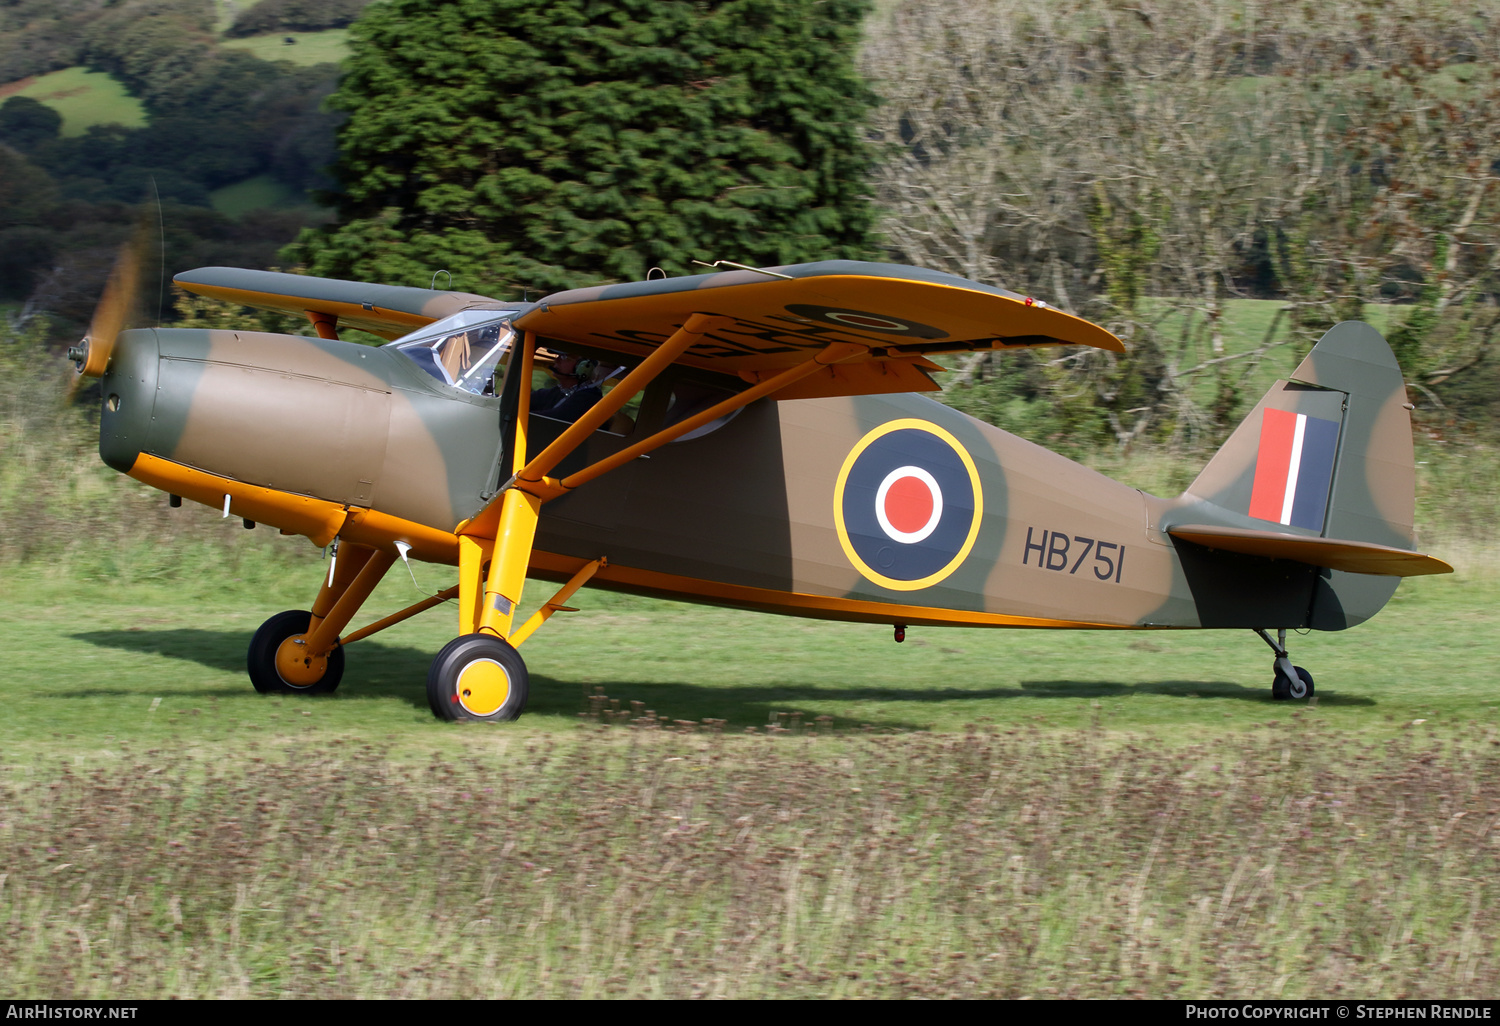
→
(274, 634, 330, 688)
(456, 658, 511, 717)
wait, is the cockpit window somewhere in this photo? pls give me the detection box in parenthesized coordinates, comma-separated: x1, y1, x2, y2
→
(387, 310, 518, 395)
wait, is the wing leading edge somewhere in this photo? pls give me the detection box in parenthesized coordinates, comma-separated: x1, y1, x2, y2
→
(174, 267, 506, 340)
(174, 261, 1123, 400)
(515, 260, 1123, 400)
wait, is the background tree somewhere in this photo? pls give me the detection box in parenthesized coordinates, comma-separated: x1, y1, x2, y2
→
(289, 0, 877, 297)
(0, 0, 348, 336)
(0, 97, 62, 153)
(863, 0, 1500, 450)
(226, 0, 375, 37)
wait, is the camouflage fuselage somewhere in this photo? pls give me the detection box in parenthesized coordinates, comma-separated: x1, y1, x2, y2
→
(99, 322, 1413, 634)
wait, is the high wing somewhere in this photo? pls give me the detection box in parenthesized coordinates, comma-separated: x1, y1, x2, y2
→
(176, 261, 1123, 400)
(515, 260, 1123, 400)
(174, 267, 506, 340)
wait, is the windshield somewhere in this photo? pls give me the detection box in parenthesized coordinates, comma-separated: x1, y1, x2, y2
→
(387, 310, 518, 395)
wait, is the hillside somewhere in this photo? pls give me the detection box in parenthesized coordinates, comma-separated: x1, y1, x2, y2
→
(0, 2, 361, 330)
(0, 67, 147, 136)
(2, 0, 1497, 445)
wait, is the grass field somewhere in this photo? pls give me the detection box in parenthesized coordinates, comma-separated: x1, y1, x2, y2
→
(0, 538, 1495, 759)
(1, 529, 1497, 997)
(3, 331, 1498, 997)
(1139, 298, 1397, 408)
(208, 175, 314, 218)
(218, 30, 351, 67)
(2, 67, 148, 136)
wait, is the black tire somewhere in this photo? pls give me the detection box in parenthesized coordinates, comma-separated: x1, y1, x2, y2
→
(1271, 664, 1314, 701)
(427, 633, 529, 722)
(247, 610, 345, 695)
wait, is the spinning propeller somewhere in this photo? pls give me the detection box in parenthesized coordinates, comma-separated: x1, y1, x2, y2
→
(67, 220, 150, 393)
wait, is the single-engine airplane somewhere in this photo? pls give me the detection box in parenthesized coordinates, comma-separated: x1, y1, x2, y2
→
(69, 255, 1451, 720)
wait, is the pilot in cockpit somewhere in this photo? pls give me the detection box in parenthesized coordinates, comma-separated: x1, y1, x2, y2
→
(532, 353, 613, 423)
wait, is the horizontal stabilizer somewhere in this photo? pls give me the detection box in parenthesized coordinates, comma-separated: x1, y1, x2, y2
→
(1167, 524, 1452, 577)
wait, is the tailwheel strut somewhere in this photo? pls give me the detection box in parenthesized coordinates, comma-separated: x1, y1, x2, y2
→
(1253, 628, 1315, 701)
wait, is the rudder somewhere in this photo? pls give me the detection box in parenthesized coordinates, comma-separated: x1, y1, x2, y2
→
(1181, 321, 1419, 628)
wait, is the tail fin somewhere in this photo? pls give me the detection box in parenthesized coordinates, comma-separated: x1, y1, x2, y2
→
(1188, 321, 1414, 545)
(1171, 321, 1444, 629)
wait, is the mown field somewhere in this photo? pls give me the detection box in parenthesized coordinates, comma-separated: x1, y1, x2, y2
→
(217, 29, 350, 67)
(0, 67, 147, 136)
(207, 175, 316, 218)
(3, 327, 1499, 996)
(0, 504, 1497, 997)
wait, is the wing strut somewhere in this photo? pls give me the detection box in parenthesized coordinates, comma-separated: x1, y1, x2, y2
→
(454, 323, 869, 644)
(516, 312, 738, 489)
(459, 313, 736, 640)
(555, 339, 868, 494)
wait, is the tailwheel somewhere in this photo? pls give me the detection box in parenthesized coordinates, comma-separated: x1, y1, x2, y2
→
(1254, 628, 1314, 702)
(1271, 663, 1315, 701)
(427, 633, 530, 722)
(247, 609, 345, 695)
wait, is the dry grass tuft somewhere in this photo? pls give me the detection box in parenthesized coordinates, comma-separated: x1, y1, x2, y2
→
(3, 722, 1497, 998)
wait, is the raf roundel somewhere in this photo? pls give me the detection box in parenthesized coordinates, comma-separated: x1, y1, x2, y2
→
(875, 466, 942, 543)
(834, 420, 984, 591)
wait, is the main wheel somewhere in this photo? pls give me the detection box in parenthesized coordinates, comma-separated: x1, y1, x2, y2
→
(247, 609, 345, 695)
(1271, 664, 1314, 701)
(427, 633, 529, 722)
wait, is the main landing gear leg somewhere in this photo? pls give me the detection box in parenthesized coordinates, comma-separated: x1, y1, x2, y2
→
(428, 490, 541, 722)
(425, 314, 832, 723)
(247, 542, 396, 695)
(1253, 628, 1315, 701)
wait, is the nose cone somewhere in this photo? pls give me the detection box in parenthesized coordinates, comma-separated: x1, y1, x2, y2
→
(98, 328, 160, 473)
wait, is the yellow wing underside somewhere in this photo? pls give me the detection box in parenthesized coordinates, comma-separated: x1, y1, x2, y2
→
(517, 271, 1122, 400)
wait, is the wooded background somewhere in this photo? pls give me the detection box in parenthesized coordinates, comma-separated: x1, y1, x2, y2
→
(2, 0, 1497, 450)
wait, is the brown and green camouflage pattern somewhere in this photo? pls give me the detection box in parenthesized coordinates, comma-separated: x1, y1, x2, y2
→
(97, 264, 1433, 640)
(172, 267, 504, 341)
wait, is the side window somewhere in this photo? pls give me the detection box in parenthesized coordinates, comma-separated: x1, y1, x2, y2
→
(524, 357, 746, 441)
(529, 353, 637, 436)
(663, 380, 743, 442)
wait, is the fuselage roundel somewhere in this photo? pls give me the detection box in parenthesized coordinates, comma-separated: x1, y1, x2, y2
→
(833, 419, 984, 592)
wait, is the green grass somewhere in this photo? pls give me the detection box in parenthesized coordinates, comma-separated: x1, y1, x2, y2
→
(5, 324, 1499, 997)
(210, 0, 237, 36)
(0, 530, 1494, 764)
(2, 553, 1498, 997)
(5, 67, 147, 136)
(208, 175, 312, 217)
(218, 29, 351, 67)
(1141, 297, 1399, 407)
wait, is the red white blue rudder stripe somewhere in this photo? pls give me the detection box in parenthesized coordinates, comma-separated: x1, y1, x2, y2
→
(1247, 408, 1340, 531)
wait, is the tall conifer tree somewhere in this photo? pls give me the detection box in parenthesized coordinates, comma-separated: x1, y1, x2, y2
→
(290, 0, 876, 297)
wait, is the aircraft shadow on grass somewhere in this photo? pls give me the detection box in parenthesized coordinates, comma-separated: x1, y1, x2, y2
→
(69, 628, 1375, 727)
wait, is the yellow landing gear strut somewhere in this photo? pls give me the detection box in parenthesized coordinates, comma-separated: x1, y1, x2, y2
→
(425, 319, 869, 722)
(246, 541, 396, 694)
(244, 318, 864, 717)
(246, 539, 462, 697)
